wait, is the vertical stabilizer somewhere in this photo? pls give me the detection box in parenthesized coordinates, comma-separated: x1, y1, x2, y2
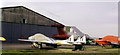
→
(74, 35, 86, 44)
(67, 35, 74, 42)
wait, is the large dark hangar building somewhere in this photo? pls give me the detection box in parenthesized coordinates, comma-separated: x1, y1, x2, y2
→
(1, 6, 64, 43)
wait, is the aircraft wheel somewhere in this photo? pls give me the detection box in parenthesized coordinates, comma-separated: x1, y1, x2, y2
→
(38, 44, 42, 49)
(112, 45, 119, 48)
(53, 45, 57, 48)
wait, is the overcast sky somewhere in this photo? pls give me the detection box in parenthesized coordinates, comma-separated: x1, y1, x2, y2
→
(1, 0, 118, 38)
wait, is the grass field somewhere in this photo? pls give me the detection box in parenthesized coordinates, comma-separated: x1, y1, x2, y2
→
(2, 46, 119, 55)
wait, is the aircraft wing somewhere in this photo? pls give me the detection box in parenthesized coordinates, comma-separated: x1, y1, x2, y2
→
(18, 39, 41, 42)
(94, 40, 106, 42)
(95, 40, 119, 44)
(18, 39, 57, 44)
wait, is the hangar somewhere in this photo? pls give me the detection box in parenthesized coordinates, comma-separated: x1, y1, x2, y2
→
(1, 6, 64, 43)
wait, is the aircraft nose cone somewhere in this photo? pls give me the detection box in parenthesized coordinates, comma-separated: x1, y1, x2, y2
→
(0, 37, 6, 41)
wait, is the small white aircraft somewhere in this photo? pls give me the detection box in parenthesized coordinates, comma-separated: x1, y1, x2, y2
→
(18, 26, 87, 49)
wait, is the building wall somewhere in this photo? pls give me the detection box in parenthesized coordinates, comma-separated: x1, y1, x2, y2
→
(2, 22, 59, 43)
(1, 6, 64, 43)
(1, 6, 62, 26)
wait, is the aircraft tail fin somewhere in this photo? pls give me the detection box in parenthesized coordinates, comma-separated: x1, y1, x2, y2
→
(67, 35, 74, 42)
(74, 35, 86, 44)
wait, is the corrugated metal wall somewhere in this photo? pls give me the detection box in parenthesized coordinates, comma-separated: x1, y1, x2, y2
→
(1, 22, 59, 43)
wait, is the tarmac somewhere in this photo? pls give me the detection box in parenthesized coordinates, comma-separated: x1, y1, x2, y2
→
(2, 43, 100, 50)
(2, 43, 75, 50)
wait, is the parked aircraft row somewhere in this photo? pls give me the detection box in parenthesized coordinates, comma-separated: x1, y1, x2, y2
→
(18, 26, 87, 49)
(1, 26, 119, 49)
